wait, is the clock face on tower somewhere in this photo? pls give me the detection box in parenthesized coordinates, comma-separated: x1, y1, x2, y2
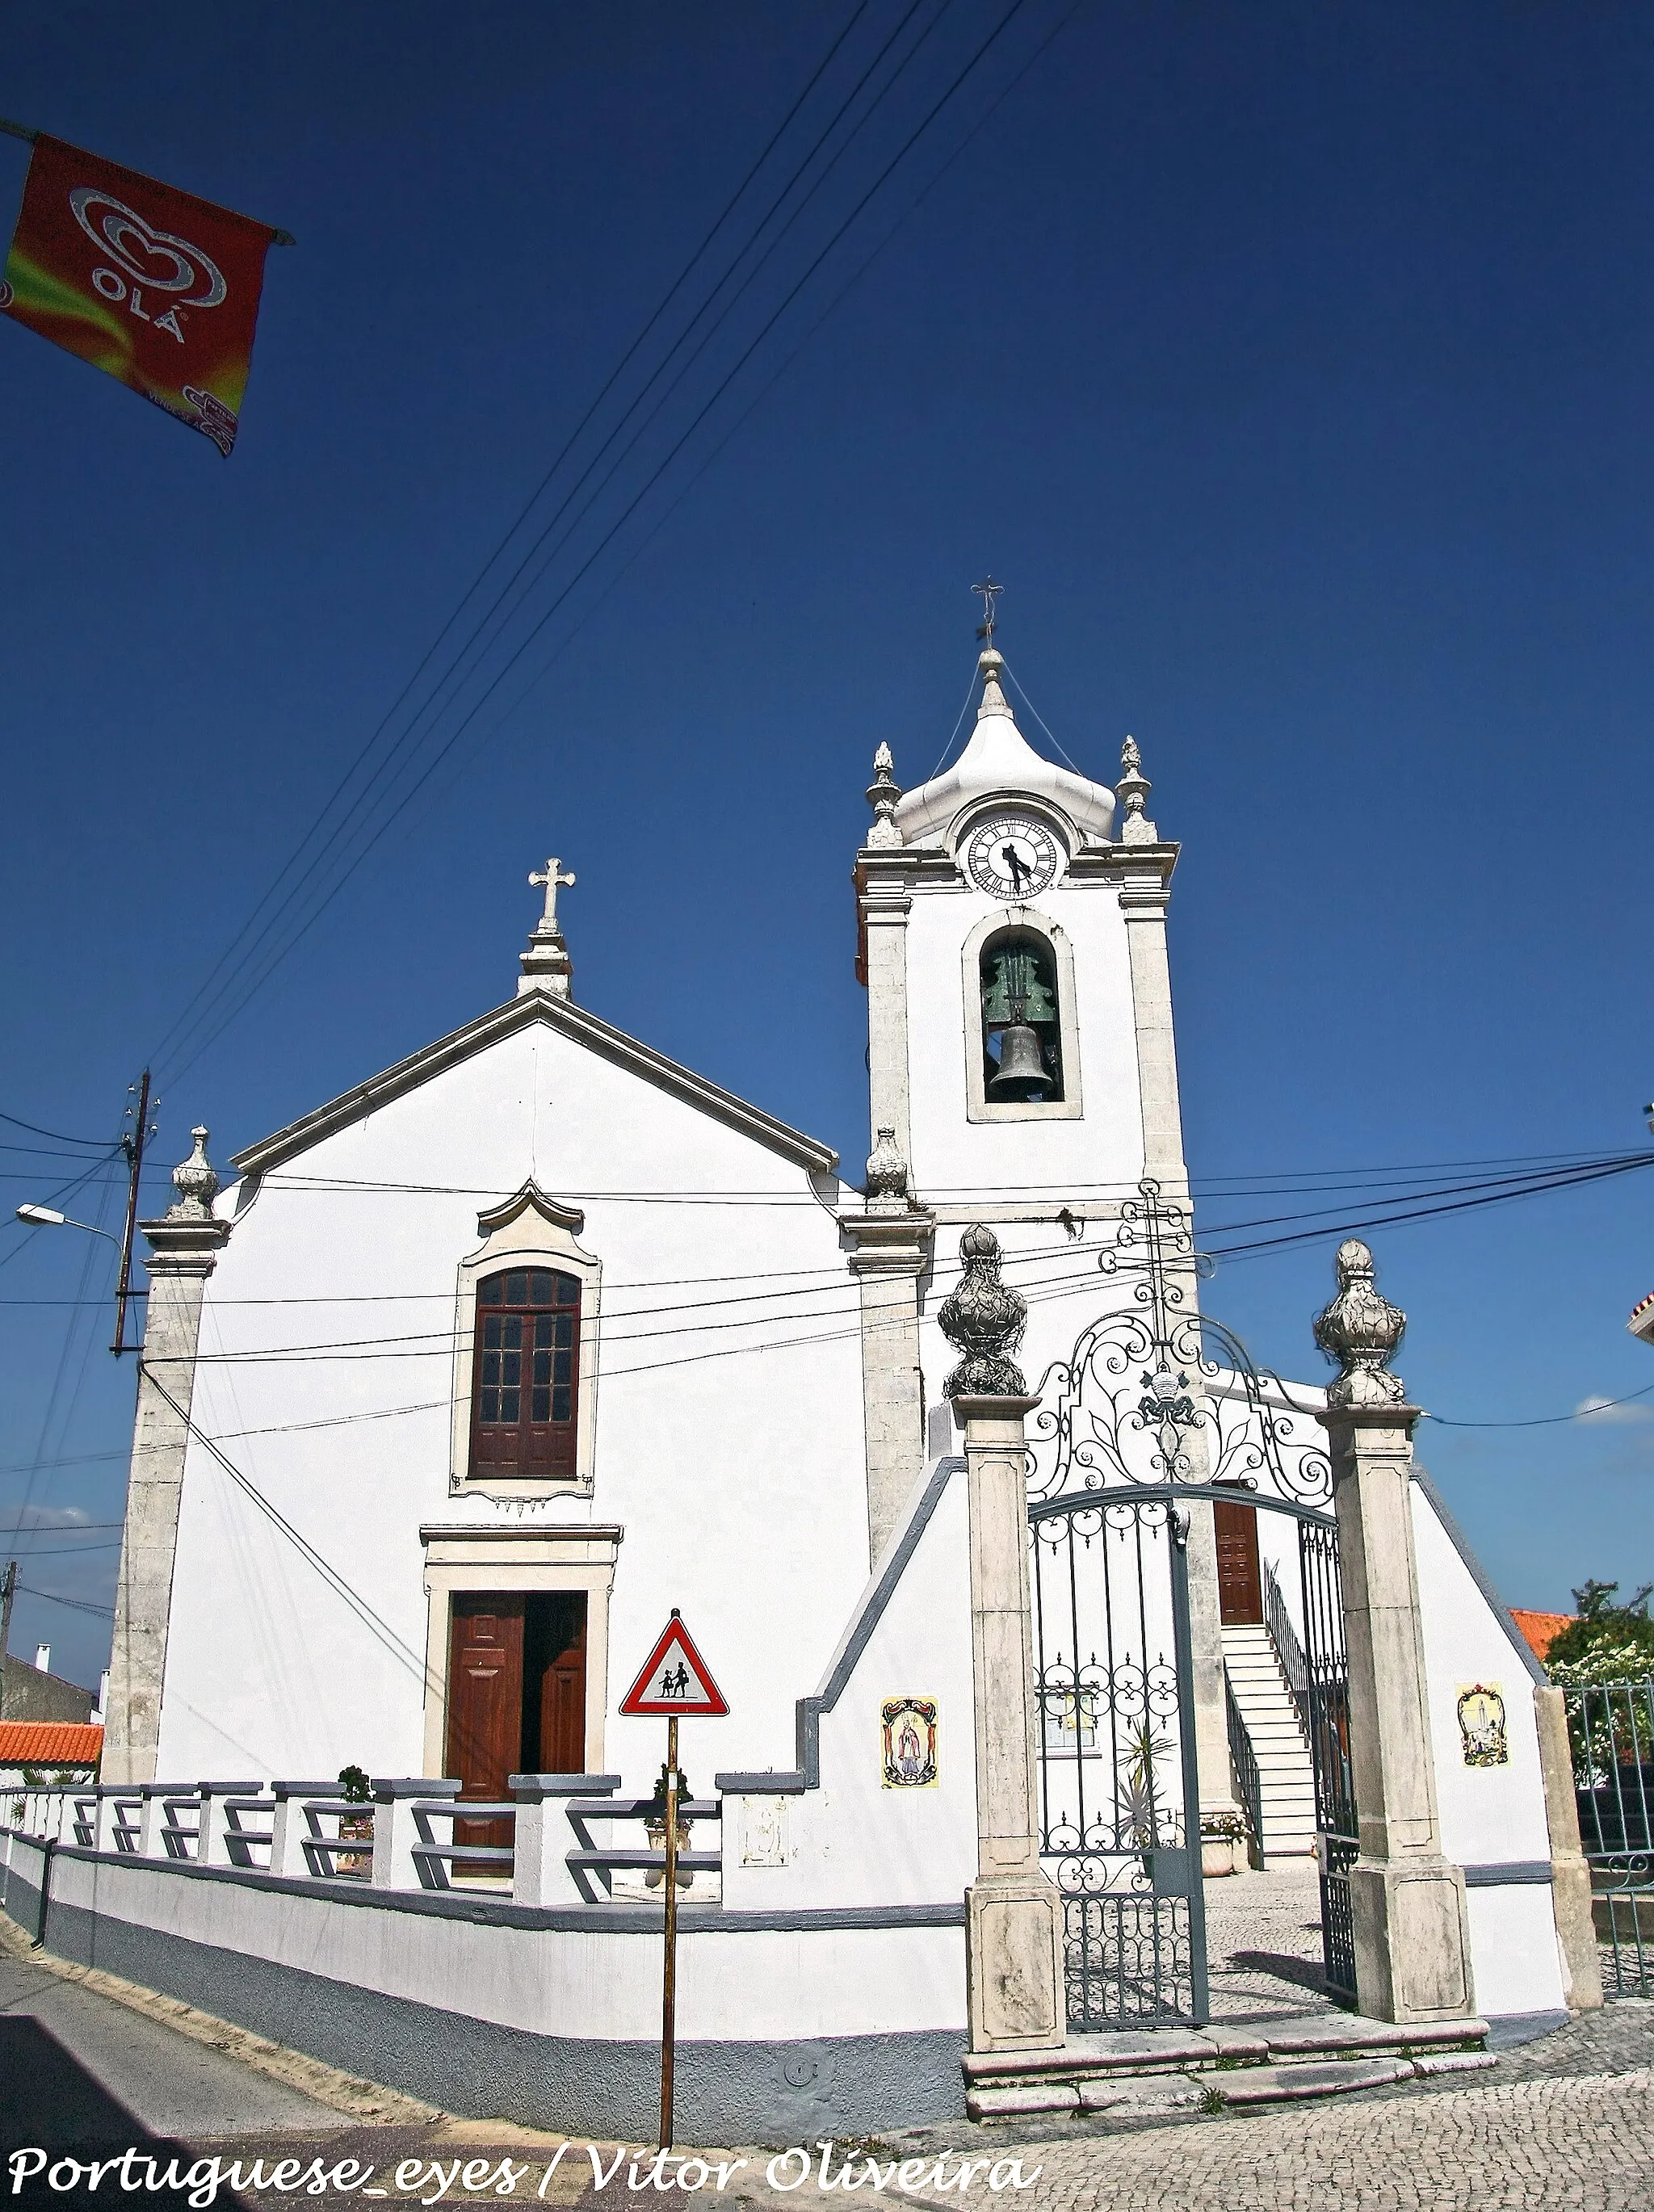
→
(962, 813, 1063, 901)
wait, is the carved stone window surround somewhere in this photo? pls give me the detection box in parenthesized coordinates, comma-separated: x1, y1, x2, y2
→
(959, 906, 1085, 1124)
(450, 1182, 601, 1498)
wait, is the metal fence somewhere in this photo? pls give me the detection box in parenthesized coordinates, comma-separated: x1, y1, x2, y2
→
(1225, 1672, 1265, 1870)
(1300, 1515, 1357, 2003)
(1565, 1679, 1654, 1997)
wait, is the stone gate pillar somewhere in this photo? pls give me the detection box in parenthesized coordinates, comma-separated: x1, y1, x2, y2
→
(103, 1130, 230, 1786)
(942, 1228, 1065, 2053)
(1314, 1240, 1475, 2025)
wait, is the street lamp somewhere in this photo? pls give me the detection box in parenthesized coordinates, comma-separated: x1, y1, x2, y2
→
(15, 1203, 136, 1351)
(15, 1204, 119, 1243)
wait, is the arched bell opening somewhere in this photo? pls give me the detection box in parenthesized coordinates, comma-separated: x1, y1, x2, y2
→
(980, 926, 1064, 1104)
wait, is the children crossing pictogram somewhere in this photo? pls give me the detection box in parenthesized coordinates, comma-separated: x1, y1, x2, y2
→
(619, 1609, 728, 1716)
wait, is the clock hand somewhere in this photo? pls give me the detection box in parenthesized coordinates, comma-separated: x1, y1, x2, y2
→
(1002, 844, 1030, 891)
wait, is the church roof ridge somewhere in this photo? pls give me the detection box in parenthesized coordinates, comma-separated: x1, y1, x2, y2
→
(229, 990, 840, 1179)
(892, 648, 1118, 849)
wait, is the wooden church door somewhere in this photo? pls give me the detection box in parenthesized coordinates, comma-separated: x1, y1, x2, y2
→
(446, 1592, 590, 1855)
(446, 1594, 524, 1850)
(1213, 1499, 1264, 1624)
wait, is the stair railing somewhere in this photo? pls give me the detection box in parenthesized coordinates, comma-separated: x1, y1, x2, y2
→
(1263, 1559, 1311, 1736)
(1224, 1671, 1266, 1869)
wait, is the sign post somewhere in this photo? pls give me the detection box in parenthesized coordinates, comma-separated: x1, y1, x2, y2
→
(619, 1609, 729, 2151)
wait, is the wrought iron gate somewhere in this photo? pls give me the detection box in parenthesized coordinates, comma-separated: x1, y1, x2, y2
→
(1031, 1489, 1207, 2025)
(1566, 1680, 1654, 1996)
(1023, 1179, 1356, 2029)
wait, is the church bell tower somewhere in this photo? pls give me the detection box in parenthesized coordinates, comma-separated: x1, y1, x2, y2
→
(845, 631, 1190, 1561)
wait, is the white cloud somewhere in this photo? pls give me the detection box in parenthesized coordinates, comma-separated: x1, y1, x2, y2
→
(1575, 1395, 1654, 1425)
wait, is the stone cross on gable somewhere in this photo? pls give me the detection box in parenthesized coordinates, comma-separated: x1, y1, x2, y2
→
(529, 858, 576, 935)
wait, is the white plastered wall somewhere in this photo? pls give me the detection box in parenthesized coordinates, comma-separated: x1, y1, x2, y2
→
(153, 1016, 869, 1794)
(1410, 1479, 1568, 2020)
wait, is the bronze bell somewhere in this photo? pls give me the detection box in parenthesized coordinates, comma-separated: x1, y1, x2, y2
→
(988, 1023, 1051, 1102)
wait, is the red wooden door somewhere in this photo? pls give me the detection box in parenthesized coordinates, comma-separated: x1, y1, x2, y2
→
(446, 1594, 524, 1850)
(520, 1592, 587, 1776)
(1213, 1499, 1264, 1625)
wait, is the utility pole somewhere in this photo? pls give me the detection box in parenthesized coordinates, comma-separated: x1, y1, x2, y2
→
(112, 1069, 154, 1356)
(0, 1559, 16, 1718)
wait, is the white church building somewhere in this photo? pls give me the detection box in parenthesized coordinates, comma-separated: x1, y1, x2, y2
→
(4, 644, 1596, 2139)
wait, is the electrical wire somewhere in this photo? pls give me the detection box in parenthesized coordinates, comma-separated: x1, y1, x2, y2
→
(155, 0, 1042, 1086)
(146, 2, 879, 1082)
(149, 0, 943, 1085)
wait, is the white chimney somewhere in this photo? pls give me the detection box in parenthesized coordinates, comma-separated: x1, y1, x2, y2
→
(34, 1643, 50, 1673)
(94, 1669, 110, 1722)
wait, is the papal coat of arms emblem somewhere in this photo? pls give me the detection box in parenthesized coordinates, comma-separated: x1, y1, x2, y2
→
(881, 1696, 939, 1788)
(1457, 1682, 1509, 1767)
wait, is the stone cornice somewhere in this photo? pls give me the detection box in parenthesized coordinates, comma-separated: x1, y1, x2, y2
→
(474, 1182, 586, 1237)
(230, 991, 839, 1178)
(140, 1217, 232, 1271)
(839, 1207, 935, 1274)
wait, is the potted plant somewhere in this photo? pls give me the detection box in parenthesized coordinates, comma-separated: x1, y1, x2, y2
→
(643, 1760, 693, 1891)
(1199, 1808, 1252, 1877)
(335, 1765, 373, 1877)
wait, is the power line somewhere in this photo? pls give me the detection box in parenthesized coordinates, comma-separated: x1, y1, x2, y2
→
(15, 1585, 113, 1618)
(149, 0, 938, 1085)
(156, 0, 1041, 1085)
(146, 2, 879, 1082)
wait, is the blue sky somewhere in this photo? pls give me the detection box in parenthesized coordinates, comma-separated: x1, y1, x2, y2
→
(2, 2, 1651, 1690)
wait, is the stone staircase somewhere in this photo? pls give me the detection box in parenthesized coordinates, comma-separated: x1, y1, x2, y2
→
(1222, 1622, 1317, 1860)
(963, 2013, 1492, 2120)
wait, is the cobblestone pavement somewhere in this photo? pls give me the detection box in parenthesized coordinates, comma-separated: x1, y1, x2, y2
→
(1202, 1861, 1337, 2020)
(868, 2002, 1654, 2212)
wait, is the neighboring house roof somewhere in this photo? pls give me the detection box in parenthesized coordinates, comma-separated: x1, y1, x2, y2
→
(230, 990, 840, 1178)
(0, 1721, 103, 1767)
(1509, 1610, 1574, 1664)
(1630, 1291, 1654, 1348)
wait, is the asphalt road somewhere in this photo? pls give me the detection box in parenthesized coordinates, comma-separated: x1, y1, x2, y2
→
(0, 1948, 341, 2147)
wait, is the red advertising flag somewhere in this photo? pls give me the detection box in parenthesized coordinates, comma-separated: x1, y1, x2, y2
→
(1, 134, 279, 455)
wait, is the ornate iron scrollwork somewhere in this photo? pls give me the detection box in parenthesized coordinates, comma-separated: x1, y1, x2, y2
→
(1027, 1179, 1332, 1509)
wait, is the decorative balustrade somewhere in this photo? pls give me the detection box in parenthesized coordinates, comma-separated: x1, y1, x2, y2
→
(5, 1772, 725, 1907)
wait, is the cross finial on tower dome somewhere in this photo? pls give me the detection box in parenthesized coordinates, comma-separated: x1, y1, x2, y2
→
(971, 575, 1002, 644)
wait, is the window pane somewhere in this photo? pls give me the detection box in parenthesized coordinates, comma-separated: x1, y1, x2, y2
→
(502, 1316, 523, 1349)
(554, 1273, 578, 1306)
(481, 1388, 499, 1422)
(502, 1349, 521, 1387)
(482, 1350, 500, 1386)
(484, 1315, 502, 1349)
(505, 1271, 527, 1305)
(501, 1388, 519, 1422)
(532, 1349, 551, 1386)
(479, 1274, 505, 1306)
(534, 1315, 553, 1348)
(530, 1270, 552, 1305)
(531, 1387, 551, 1422)
(553, 1349, 572, 1386)
(552, 1386, 571, 1422)
(553, 1315, 573, 1348)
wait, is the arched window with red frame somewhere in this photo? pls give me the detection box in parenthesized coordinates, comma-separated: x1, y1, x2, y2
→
(470, 1267, 580, 1478)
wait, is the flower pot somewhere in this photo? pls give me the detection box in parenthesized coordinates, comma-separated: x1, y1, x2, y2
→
(644, 1815, 693, 1889)
(1201, 1835, 1240, 1877)
(335, 1811, 373, 1879)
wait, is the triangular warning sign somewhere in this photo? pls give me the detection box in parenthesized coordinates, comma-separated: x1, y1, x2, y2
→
(619, 1610, 729, 1717)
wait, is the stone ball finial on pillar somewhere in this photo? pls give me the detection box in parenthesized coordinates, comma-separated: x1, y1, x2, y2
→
(938, 1225, 1028, 1399)
(1314, 1236, 1408, 1407)
(166, 1128, 220, 1223)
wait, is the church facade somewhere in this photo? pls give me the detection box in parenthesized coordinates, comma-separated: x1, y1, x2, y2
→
(52, 643, 1584, 2136)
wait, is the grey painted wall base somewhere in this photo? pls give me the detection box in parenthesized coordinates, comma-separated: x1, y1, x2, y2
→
(1, 1880, 967, 2142)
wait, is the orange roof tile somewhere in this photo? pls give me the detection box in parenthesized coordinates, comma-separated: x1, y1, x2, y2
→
(1509, 1610, 1574, 1664)
(0, 1722, 103, 1768)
